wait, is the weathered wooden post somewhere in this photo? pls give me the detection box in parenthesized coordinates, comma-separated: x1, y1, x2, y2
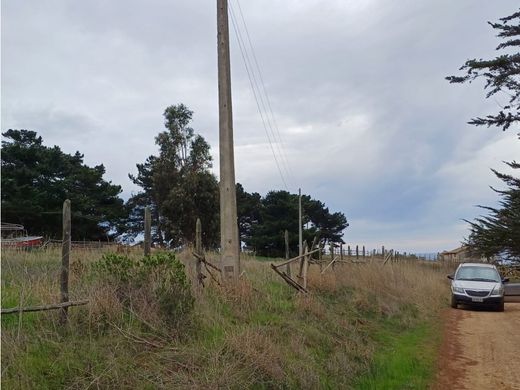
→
(302, 245, 309, 289)
(144, 206, 151, 256)
(356, 245, 359, 260)
(298, 188, 303, 257)
(285, 229, 291, 277)
(196, 218, 203, 285)
(362, 245, 365, 258)
(60, 199, 71, 324)
(382, 246, 385, 258)
(340, 243, 343, 261)
(348, 245, 351, 257)
(330, 242, 335, 269)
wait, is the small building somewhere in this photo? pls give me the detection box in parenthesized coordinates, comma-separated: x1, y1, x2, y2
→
(440, 245, 485, 262)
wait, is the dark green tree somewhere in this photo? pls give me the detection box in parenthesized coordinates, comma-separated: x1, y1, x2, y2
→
(248, 190, 299, 257)
(448, 10, 520, 262)
(126, 104, 219, 248)
(446, 10, 520, 132)
(1, 129, 125, 239)
(241, 189, 348, 257)
(236, 183, 261, 244)
(302, 196, 348, 244)
(465, 162, 520, 262)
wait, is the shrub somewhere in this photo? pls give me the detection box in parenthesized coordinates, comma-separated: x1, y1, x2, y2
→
(93, 252, 194, 330)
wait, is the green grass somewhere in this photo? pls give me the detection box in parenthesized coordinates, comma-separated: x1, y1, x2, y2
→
(355, 321, 440, 389)
(2, 249, 447, 389)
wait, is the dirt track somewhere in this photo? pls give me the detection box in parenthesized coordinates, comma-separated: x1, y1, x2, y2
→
(435, 303, 520, 390)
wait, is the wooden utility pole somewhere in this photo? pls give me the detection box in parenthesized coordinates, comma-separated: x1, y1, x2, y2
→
(217, 0, 240, 280)
(195, 218, 203, 285)
(285, 229, 291, 277)
(144, 206, 151, 256)
(60, 199, 71, 324)
(298, 188, 303, 256)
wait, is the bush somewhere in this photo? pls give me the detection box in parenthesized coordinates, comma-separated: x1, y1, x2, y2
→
(93, 252, 194, 329)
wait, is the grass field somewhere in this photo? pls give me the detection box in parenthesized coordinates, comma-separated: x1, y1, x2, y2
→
(1, 247, 453, 389)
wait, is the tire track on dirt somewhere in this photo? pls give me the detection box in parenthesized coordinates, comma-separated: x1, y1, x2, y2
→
(435, 304, 520, 390)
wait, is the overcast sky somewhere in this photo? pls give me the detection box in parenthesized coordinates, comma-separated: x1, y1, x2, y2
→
(2, 0, 519, 253)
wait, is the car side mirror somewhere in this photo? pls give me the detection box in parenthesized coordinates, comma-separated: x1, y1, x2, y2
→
(447, 275, 454, 280)
(502, 277, 509, 283)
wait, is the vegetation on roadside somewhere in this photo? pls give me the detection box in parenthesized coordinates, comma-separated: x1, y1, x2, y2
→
(1, 248, 450, 389)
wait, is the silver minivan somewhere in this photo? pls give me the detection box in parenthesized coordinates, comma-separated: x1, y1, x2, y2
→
(448, 263, 509, 311)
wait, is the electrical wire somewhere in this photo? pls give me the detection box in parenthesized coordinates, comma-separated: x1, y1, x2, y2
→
(234, 0, 294, 179)
(228, 1, 292, 191)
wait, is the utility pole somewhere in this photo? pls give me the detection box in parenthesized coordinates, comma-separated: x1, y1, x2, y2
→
(217, 0, 240, 280)
(298, 188, 303, 256)
(144, 206, 151, 256)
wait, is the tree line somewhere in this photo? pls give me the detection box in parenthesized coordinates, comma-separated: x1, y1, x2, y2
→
(1, 105, 348, 257)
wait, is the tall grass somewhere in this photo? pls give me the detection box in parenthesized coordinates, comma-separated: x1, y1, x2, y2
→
(1, 248, 452, 388)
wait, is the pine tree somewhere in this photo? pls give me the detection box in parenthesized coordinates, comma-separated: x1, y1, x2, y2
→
(447, 10, 520, 133)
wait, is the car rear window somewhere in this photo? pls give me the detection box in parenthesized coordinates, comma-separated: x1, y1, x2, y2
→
(455, 266, 500, 282)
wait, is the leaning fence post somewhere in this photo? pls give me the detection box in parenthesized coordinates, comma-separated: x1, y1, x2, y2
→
(196, 218, 203, 285)
(285, 230, 291, 277)
(60, 199, 71, 324)
(144, 206, 151, 256)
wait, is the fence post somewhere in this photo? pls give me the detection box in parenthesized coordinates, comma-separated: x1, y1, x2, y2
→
(330, 242, 335, 269)
(356, 245, 359, 259)
(144, 206, 151, 256)
(60, 199, 71, 324)
(195, 218, 202, 285)
(303, 245, 309, 289)
(340, 243, 343, 261)
(348, 245, 351, 257)
(382, 246, 385, 257)
(285, 229, 291, 277)
(362, 245, 365, 258)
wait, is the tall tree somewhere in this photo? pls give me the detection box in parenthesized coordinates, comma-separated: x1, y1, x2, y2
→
(446, 10, 520, 133)
(448, 10, 520, 262)
(239, 189, 348, 257)
(1, 129, 125, 239)
(465, 162, 520, 262)
(236, 183, 261, 244)
(126, 104, 219, 248)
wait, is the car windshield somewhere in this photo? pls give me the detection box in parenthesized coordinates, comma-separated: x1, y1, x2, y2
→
(456, 266, 500, 282)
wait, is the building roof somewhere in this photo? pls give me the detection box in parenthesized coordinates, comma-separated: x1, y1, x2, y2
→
(442, 245, 468, 255)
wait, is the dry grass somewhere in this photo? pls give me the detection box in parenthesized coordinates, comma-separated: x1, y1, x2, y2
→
(1, 247, 452, 389)
(309, 260, 450, 318)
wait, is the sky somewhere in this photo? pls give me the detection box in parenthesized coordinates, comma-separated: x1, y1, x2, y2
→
(2, 0, 519, 253)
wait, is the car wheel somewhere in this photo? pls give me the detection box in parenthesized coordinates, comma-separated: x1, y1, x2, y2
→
(496, 300, 505, 312)
(450, 295, 458, 309)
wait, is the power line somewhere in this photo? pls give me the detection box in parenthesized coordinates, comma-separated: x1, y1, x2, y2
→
(234, 0, 294, 179)
(228, 1, 290, 190)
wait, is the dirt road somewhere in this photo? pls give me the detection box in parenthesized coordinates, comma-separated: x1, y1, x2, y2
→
(435, 303, 520, 390)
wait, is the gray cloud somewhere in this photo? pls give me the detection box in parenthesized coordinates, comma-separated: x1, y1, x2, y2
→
(2, 0, 518, 252)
